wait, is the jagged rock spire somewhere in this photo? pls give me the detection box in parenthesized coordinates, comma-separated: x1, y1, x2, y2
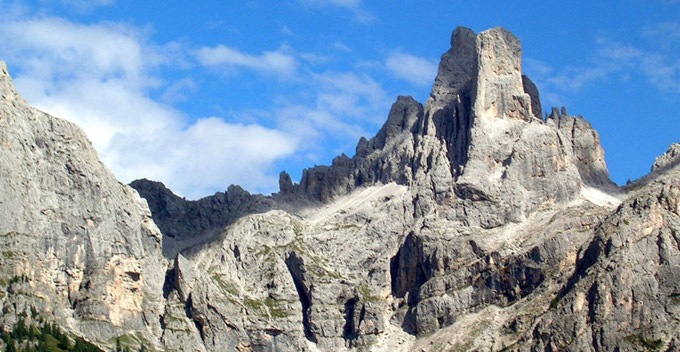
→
(0, 61, 25, 104)
(430, 27, 539, 122)
(281, 26, 615, 228)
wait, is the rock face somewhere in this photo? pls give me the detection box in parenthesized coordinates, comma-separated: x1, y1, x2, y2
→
(282, 26, 603, 229)
(1, 26, 679, 352)
(653, 142, 680, 172)
(129, 179, 275, 257)
(524, 164, 680, 351)
(0, 62, 166, 350)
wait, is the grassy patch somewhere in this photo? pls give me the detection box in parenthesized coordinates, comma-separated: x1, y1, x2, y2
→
(549, 294, 562, 309)
(211, 274, 239, 296)
(1, 318, 103, 352)
(358, 285, 381, 302)
(110, 332, 154, 352)
(243, 296, 293, 319)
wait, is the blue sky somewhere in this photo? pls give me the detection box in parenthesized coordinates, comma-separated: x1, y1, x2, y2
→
(1, 0, 679, 199)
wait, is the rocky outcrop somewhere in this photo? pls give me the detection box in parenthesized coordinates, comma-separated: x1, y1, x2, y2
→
(282, 26, 612, 229)
(523, 156, 680, 351)
(0, 61, 166, 350)
(546, 107, 616, 189)
(653, 142, 680, 172)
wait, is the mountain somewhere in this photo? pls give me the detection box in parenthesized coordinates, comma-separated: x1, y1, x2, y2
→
(1, 26, 679, 351)
(0, 61, 166, 350)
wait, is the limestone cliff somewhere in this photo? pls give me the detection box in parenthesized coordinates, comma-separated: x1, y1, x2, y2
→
(0, 62, 166, 350)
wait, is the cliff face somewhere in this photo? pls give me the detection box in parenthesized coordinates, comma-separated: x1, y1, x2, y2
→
(1, 26, 679, 352)
(0, 62, 166, 350)
(281, 27, 611, 229)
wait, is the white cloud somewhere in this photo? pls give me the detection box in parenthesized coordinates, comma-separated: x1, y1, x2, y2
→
(333, 42, 352, 52)
(641, 54, 680, 92)
(160, 78, 198, 104)
(0, 16, 299, 199)
(386, 52, 438, 86)
(281, 25, 294, 36)
(35, 0, 117, 12)
(195, 45, 298, 77)
(524, 28, 680, 106)
(56, 0, 116, 9)
(644, 22, 680, 47)
(270, 71, 391, 163)
(298, 0, 374, 23)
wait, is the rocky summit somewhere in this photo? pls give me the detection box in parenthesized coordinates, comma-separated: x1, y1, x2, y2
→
(1, 26, 679, 352)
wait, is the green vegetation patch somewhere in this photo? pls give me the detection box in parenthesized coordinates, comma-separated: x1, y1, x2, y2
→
(109, 332, 153, 352)
(243, 296, 293, 319)
(358, 285, 381, 302)
(211, 274, 239, 296)
(0, 318, 103, 352)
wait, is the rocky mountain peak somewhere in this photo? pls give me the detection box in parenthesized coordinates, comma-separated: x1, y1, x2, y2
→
(278, 26, 614, 228)
(652, 142, 680, 172)
(0, 61, 25, 104)
(0, 63, 167, 350)
(431, 27, 535, 122)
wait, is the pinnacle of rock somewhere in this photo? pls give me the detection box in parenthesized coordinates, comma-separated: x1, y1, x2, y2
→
(279, 26, 613, 229)
(652, 142, 680, 172)
(0, 61, 24, 104)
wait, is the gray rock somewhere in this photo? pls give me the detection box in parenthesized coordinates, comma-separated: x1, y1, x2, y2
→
(653, 142, 680, 172)
(522, 74, 542, 120)
(522, 160, 680, 351)
(3, 24, 677, 352)
(546, 107, 617, 189)
(129, 178, 276, 257)
(0, 61, 166, 350)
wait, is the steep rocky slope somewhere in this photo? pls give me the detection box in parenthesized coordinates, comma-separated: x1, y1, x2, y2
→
(0, 62, 166, 350)
(1, 25, 679, 352)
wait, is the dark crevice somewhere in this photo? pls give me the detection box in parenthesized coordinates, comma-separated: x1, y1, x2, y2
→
(343, 298, 359, 342)
(233, 245, 241, 261)
(390, 232, 427, 303)
(162, 266, 176, 299)
(285, 252, 317, 343)
(126, 271, 141, 282)
(185, 294, 206, 343)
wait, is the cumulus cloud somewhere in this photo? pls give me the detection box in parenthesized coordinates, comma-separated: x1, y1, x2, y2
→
(0, 8, 397, 198)
(195, 45, 299, 77)
(386, 52, 438, 86)
(0, 16, 299, 199)
(271, 71, 391, 162)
